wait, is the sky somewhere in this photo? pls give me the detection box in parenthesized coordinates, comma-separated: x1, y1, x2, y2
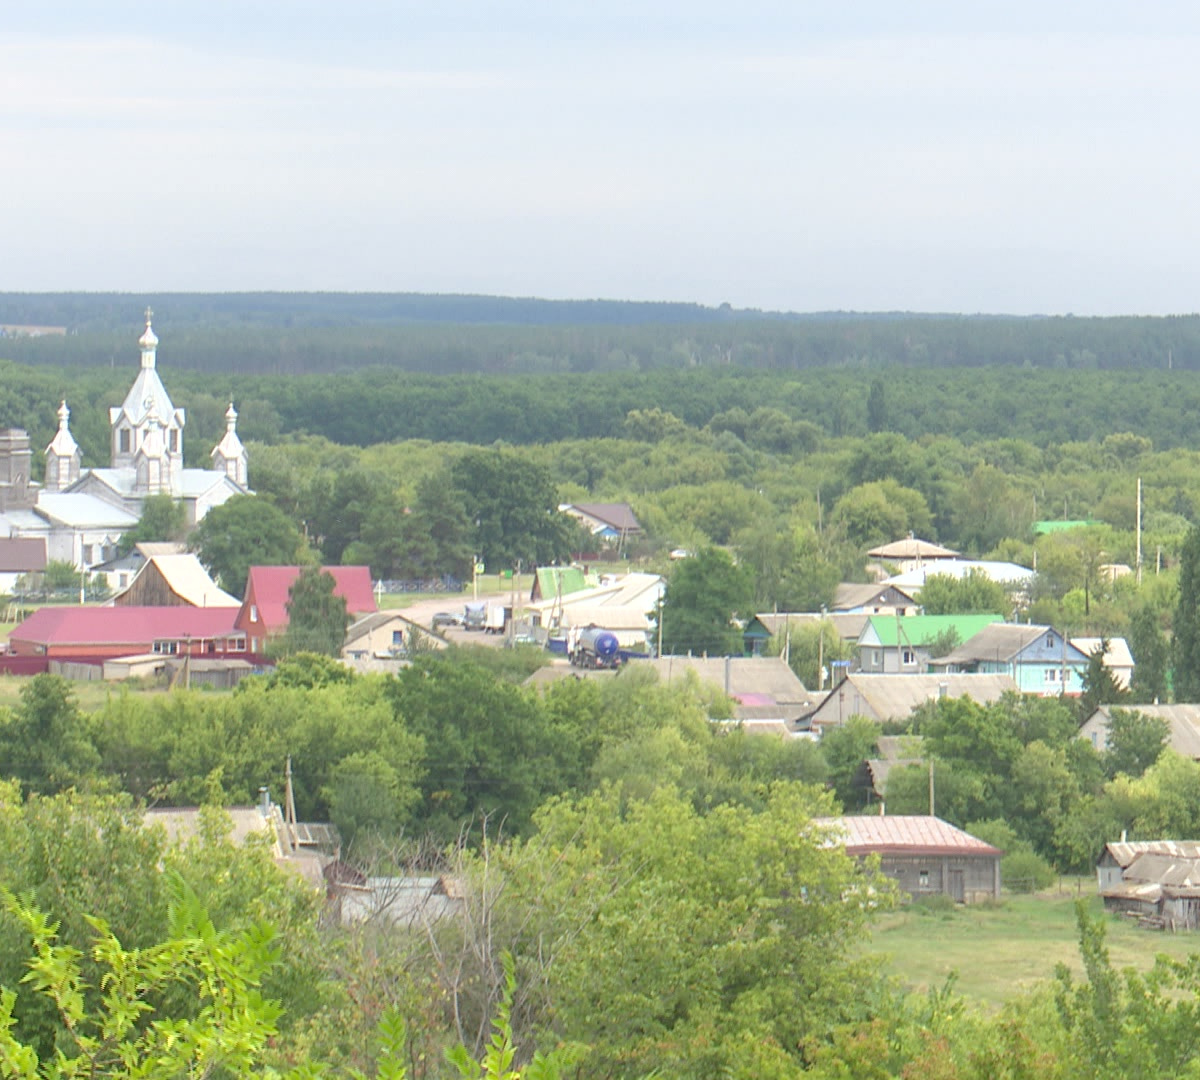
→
(4, 2, 1200, 315)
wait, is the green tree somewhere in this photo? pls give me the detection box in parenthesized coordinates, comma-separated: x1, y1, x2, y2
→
(0, 877, 295, 1080)
(189, 494, 307, 598)
(657, 547, 753, 657)
(1077, 638, 1128, 721)
(1128, 605, 1169, 704)
(866, 375, 888, 433)
(281, 567, 351, 657)
(116, 494, 187, 556)
(1175, 525, 1200, 701)
(917, 569, 1009, 616)
(0, 676, 99, 794)
(1103, 707, 1169, 779)
(447, 450, 574, 570)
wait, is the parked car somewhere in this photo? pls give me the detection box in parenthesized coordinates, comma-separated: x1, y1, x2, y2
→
(431, 611, 461, 630)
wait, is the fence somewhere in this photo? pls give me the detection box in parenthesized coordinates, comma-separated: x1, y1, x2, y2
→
(377, 577, 462, 594)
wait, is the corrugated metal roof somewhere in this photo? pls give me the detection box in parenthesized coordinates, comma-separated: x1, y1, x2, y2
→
(809, 673, 1018, 727)
(645, 656, 810, 703)
(243, 565, 377, 634)
(817, 815, 1002, 856)
(862, 613, 1004, 648)
(12, 605, 238, 646)
(816, 816, 1003, 854)
(867, 538, 960, 560)
(935, 623, 1060, 665)
(1103, 840, 1200, 867)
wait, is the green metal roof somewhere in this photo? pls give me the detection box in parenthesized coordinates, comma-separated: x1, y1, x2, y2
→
(534, 566, 588, 599)
(1032, 520, 1095, 535)
(863, 613, 1005, 648)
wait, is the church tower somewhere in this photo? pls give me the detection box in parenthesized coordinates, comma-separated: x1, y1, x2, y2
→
(210, 402, 249, 488)
(110, 307, 186, 488)
(44, 400, 81, 492)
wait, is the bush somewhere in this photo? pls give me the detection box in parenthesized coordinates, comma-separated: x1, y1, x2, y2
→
(1002, 850, 1056, 893)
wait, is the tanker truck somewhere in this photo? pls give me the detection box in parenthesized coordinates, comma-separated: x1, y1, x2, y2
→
(568, 626, 621, 670)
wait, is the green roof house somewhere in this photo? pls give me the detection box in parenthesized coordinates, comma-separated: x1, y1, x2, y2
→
(857, 613, 1005, 674)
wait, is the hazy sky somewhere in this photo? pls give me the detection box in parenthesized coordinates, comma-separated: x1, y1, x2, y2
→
(5, 2, 1200, 314)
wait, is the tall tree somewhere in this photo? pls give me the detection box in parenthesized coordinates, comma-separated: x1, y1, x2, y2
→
(117, 494, 188, 555)
(189, 494, 307, 598)
(282, 566, 351, 657)
(1129, 605, 1169, 704)
(447, 450, 573, 570)
(657, 547, 753, 657)
(1077, 638, 1128, 721)
(1174, 526, 1200, 701)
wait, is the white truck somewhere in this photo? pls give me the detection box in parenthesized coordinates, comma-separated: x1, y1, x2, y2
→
(485, 604, 508, 634)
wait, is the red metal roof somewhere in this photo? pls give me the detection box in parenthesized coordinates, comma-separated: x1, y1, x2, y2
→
(11, 606, 238, 646)
(241, 565, 377, 636)
(816, 815, 1002, 857)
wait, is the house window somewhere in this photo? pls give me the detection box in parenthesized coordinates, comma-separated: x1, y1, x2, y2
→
(1046, 634, 1056, 649)
(152, 640, 179, 655)
(228, 636, 246, 653)
(902, 648, 917, 666)
(249, 605, 258, 623)
(119, 429, 131, 453)
(391, 630, 404, 646)
(919, 869, 929, 889)
(1045, 669, 1060, 684)
(872, 650, 881, 665)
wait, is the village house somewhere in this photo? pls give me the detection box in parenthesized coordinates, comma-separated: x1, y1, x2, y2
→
(817, 815, 1002, 903)
(9, 605, 242, 662)
(930, 623, 1088, 696)
(1079, 704, 1200, 760)
(806, 672, 1018, 734)
(558, 502, 642, 546)
(829, 582, 919, 616)
(1097, 840, 1200, 930)
(236, 565, 377, 653)
(113, 552, 240, 608)
(866, 536, 961, 575)
(855, 613, 1004, 674)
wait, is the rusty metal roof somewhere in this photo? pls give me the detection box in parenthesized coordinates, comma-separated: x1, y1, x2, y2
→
(815, 815, 1002, 857)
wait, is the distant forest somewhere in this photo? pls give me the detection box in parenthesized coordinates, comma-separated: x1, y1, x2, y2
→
(4, 293, 1200, 458)
(3, 292, 1200, 376)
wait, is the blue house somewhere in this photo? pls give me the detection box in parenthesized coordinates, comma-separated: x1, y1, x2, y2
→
(931, 623, 1089, 697)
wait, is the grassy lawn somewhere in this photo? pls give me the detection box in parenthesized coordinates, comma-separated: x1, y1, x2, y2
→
(0, 674, 173, 710)
(864, 884, 1200, 1008)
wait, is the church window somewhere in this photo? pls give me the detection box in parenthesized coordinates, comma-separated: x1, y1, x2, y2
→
(169, 430, 178, 453)
(119, 429, 131, 453)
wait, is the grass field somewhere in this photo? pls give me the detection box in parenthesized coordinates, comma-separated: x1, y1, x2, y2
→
(864, 885, 1200, 1008)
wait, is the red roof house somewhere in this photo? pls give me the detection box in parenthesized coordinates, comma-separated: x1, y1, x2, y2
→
(9, 606, 241, 660)
(235, 566, 377, 652)
(816, 815, 1002, 904)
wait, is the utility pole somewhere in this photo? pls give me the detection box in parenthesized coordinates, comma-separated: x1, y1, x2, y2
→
(1136, 477, 1143, 586)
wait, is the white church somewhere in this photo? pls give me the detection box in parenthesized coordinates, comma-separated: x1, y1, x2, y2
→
(0, 309, 250, 569)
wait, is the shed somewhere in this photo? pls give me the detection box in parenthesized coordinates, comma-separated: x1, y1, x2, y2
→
(817, 814, 1002, 903)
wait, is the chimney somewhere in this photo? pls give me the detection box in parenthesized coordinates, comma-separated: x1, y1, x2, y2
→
(258, 786, 270, 815)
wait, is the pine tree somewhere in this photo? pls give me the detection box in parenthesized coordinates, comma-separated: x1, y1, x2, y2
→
(282, 566, 351, 657)
(1174, 527, 1200, 701)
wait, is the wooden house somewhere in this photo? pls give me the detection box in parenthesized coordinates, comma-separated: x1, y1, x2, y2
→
(818, 815, 1002, 903)
(113, 553, 239, 608)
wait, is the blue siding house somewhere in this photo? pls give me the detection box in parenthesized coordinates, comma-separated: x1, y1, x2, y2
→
(932, 623, 1089, 696)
